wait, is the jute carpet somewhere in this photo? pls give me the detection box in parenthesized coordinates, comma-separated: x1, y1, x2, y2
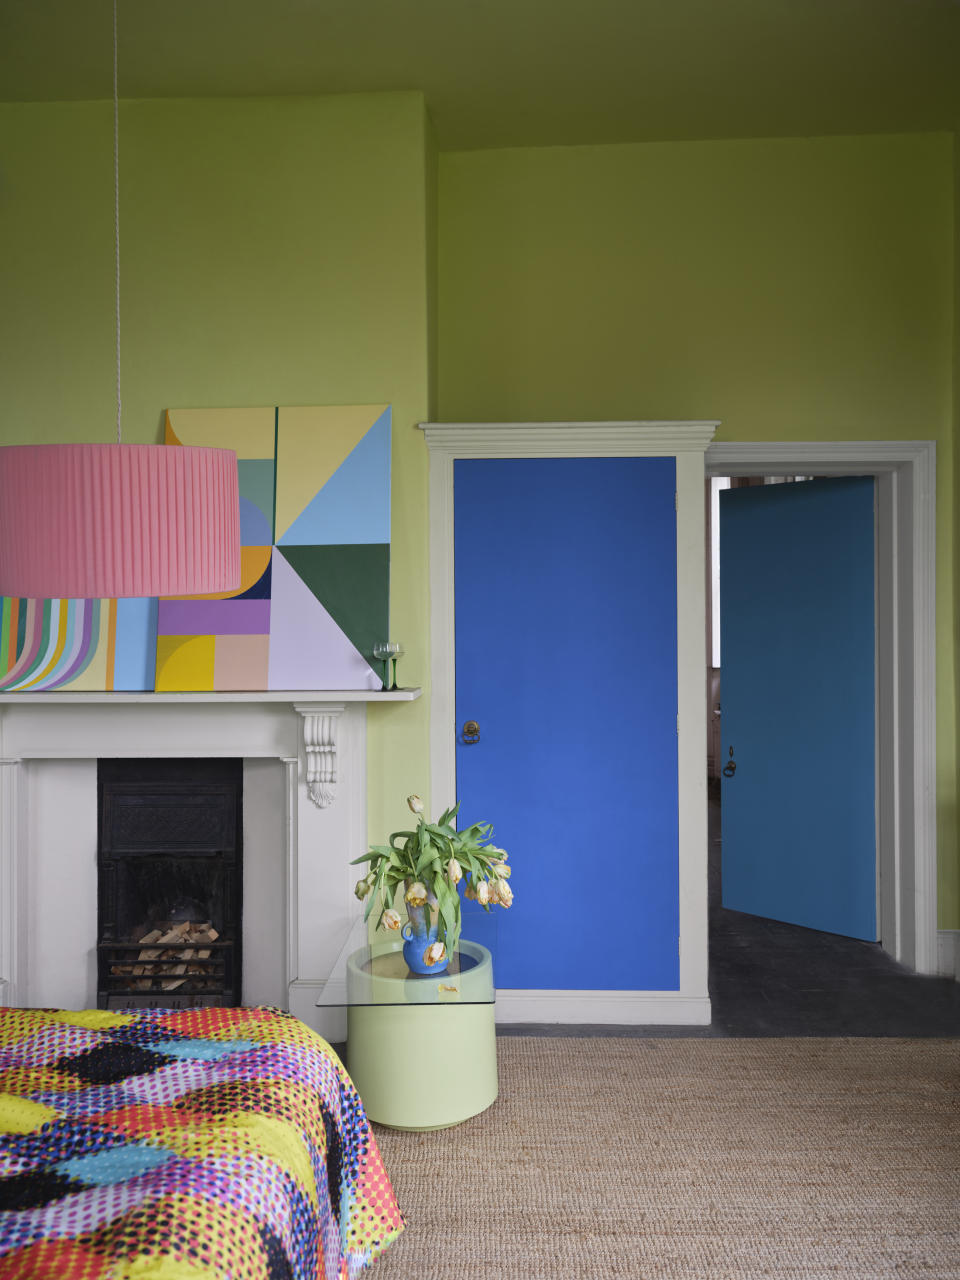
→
(372, 1037, 959, 1279)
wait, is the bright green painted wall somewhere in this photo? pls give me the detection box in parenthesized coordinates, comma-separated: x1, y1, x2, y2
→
(953, 128, 960, 942)
(0, 92, 434, 848)
(438, 132, 959, 927)
(3, 102, 957, 935)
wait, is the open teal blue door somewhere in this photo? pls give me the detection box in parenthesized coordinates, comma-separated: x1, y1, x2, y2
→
(454, 457, 679, 990)
(719, 478, 877, 940)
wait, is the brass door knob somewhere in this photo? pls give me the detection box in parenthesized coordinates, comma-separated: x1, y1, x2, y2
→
(461, 720, 480, 744)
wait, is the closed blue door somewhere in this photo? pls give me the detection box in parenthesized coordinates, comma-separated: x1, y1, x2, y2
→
(454, 457, 679, 990)
(719, 478, 877, 940)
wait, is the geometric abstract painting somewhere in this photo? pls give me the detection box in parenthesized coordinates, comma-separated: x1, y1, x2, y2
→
(0, 404, 390, 692)
(155, 404, 390, 691)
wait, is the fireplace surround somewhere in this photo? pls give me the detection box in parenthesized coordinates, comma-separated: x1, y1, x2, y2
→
(0, 688, 420, 1039)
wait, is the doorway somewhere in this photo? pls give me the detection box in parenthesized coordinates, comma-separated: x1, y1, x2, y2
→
(705, 442, 937, 976)
(709, 473, 878, 942)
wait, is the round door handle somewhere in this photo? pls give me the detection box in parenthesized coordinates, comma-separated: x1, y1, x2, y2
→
(461, 720, 480, 745)
(722, 761, 736, 777)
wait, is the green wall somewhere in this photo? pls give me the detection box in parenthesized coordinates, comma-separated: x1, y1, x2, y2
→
(438, 132, 959, 927)
(2, 100, 958, 936)
(0, 91, 434, 849)
(954, 128, 960, 944)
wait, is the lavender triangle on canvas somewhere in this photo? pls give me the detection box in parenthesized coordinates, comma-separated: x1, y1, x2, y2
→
(267, 549, 381, 690)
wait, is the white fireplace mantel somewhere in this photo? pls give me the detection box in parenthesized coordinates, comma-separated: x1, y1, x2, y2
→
(0, 689, 421, 1031)
(0, 689, 419, 807)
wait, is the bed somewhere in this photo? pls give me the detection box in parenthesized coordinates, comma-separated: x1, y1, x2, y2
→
(0, 1005, 404, 1278)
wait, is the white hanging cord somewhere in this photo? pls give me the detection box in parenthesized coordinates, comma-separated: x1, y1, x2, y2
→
(113, 0, 122, 443)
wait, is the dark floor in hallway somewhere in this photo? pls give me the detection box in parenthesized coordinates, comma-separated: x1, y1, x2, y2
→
(501, 785, 960, 1038)
(705, 785, 960, 1036)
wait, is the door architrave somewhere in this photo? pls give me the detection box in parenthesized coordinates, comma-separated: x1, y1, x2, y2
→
(419, 421, 718, 1024)
(705, 441, 937, 974)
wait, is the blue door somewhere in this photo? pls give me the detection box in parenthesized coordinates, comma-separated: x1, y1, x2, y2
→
(454, 457, 679, 990)
(719, 478, 877, 940)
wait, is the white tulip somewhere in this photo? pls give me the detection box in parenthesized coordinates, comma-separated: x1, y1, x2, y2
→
(354, 878, 371, 901)
(486, 845, 508, 861)
(407, 794, 425, 815)
(423, 941, 446, 967)
(405, 881, 428, 907)
(476, 879, 490, 906)
(494, 863, 511, 879)
(496, 881, 514, 908)
(381, 908, 402, 931)
(447, 858, 463, 884)
(463, 883, 477, 901)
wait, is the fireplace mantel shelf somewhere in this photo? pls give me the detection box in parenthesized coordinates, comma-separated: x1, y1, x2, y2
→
(0, 689, 421, 704)
(0, 689, 421, 813)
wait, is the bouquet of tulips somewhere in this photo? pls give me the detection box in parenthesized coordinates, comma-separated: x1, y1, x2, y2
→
(351, 794, 513, 965)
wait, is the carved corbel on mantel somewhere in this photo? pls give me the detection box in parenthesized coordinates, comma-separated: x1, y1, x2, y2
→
(293, 704, 345, 808)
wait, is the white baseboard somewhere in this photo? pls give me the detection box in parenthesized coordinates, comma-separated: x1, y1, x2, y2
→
(289, 979, 712, 1030)
(494, 990, 712, 1025)
(288, 979, 348, 1044)
(936, 931, 960, 981)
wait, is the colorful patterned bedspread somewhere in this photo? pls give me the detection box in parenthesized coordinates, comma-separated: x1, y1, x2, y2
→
(0, 1006, 403, 1279)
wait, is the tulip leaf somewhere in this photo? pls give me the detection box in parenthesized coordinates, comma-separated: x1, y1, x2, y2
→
(439, 884, 457, 941)
(463, 851, 483, 879)
(414, 845, 434, 875)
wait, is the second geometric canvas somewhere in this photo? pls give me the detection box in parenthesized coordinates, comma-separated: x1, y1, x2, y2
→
(155, 404, 390, 691)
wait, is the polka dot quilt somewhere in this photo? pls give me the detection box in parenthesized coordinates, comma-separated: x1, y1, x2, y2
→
(0, 1006, 404, 1278)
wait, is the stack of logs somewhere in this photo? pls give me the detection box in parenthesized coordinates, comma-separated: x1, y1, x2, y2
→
(110, 921, 220, 992)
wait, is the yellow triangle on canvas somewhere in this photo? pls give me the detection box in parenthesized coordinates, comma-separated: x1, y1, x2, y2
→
(275, 405, 388, 543)
(165, 407, 275, 460)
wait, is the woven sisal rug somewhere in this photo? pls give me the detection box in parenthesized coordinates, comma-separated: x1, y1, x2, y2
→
(372, 1036, 959, 1279)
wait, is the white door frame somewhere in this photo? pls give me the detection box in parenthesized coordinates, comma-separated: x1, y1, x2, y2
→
(419, 421, 718, 1024)
(705, 441, 937, 975)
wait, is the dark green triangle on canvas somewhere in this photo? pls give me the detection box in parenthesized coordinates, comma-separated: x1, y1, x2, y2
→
(276, 544, 389, 669)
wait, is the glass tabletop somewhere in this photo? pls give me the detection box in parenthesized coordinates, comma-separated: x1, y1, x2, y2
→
(315, 915, 497, 1008)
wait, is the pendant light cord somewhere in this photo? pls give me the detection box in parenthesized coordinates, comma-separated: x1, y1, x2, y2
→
(113, 0, 122, 444)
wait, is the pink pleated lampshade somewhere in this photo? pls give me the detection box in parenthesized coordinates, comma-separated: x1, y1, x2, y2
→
(0, 443, 241, 599)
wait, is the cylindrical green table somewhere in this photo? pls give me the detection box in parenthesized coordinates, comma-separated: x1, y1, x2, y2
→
(342, 939, 497, 1131)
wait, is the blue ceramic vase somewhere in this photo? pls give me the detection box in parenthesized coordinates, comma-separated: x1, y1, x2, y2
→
(401, 895, 450, 976)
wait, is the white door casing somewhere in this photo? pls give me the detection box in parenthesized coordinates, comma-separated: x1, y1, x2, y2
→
(705, 441, 937, 975)
(420, 427, 938, 1024)
(419, 421, 719, 1024)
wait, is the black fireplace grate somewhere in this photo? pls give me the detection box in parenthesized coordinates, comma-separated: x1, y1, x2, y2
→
(97, 760, 242, 1010)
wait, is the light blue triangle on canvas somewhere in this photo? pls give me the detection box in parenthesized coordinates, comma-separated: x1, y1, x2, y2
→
(278, 407, 391, 546)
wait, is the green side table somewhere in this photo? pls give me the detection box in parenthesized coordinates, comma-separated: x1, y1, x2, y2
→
(340, 939, 497, 1131)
